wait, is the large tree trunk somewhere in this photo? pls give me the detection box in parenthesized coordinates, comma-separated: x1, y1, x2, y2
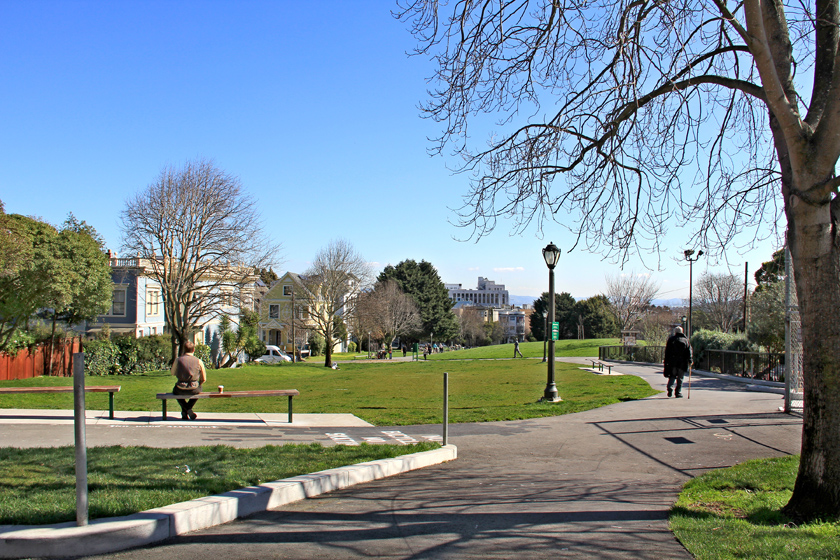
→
(783, 181, 840, 521)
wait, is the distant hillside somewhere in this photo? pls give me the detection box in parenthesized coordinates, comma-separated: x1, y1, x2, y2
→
(652, 298, 685, 308)
(510, 295, 539, 306)
(509, 295, 685, 307)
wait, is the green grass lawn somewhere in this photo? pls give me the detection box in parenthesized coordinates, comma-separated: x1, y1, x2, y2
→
(0, 355, 653, 425)
(0, 443, 438, 525)
(671, 455, 840, 559)
(426, 339, 617, 360)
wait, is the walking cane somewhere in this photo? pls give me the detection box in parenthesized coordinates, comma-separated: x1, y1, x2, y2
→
(688, 365, 692, 399)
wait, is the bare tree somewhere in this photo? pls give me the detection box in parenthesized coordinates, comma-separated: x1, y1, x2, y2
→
(295, 239, 371, 368)
(120, 159, 281, 358)
(638, 307, 680, 347)
(355, 280, 422, 350)
(457, 307, 486, 347)
(399, 0, 840, 519)
(693, 273, 744, 333)
(604, 273, 660, 331)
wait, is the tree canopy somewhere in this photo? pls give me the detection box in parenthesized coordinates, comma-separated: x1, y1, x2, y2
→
(120, 159, 280, 358)
(295, 239, 371, 368)
(0, 209, 111, 352)
(378, 259, 459, 341)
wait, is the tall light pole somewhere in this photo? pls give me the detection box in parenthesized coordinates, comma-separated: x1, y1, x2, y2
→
(542, 312, 547, 362)
(684, 249, 704, 337)
(542, 242, 562, 402)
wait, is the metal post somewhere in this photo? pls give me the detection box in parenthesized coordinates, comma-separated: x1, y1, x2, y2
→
(73, 353, 88, 526)
(443, 372, 449, 446)
(784, 247, 792, 413)
(291, 288, 296, 362)
(542, 312, 547, 362)
(544, 267, 559, 401)
(688, 259, 693, 337)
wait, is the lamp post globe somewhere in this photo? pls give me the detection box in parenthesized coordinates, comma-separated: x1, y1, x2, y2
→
(541, 242, 562, 402)
(683, 250, 704, 337)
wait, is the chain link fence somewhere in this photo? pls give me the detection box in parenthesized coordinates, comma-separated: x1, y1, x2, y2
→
(785, 247, 804, 411)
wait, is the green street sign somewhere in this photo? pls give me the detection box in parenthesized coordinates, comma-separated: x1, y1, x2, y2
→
(551, 321, 559, 341)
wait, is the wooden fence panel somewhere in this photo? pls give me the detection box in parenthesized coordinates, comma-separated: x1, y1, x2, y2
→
(0, 338, 82, 380)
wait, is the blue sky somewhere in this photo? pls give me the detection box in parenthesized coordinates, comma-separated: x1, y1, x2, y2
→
(0, 1, 782, 301)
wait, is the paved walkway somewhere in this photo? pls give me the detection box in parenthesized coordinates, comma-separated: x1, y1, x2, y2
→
(66, 359, 802, 560)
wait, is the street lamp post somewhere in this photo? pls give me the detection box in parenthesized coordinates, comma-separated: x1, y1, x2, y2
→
(684, 250, 704, 337)
(541, 242, 562, 402)
(542, 313, 547, 363)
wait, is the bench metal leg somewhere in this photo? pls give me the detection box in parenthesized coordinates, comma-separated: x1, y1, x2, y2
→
(288, 395, 293, 423)
(162, 400, 167, 420)
(109, 392, 115, 419)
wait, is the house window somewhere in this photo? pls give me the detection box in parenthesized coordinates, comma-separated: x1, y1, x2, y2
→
(146, 290, 161, 316)
(269, 304, 279, 319)
(110, 287, 127, 316)
(283, 285, 292, 296)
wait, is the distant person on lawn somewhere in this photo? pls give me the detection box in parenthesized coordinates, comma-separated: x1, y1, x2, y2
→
(663, 326, 692, 398)
(171, 341, 207, 420)
(514, 340, 523, 358)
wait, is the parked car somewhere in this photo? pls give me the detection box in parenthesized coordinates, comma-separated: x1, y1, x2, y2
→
(255, 345, 292, 363)
(296, 344, 311, 359)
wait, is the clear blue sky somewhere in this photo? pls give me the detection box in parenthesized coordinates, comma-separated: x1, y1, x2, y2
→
(0, 1, 782, 302)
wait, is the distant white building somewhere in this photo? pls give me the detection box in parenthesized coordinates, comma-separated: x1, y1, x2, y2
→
(446, 277, 510, 308)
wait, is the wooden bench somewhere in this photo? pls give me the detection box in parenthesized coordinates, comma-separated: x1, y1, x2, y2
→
(155, 389, 299, 422)
(588, 360, 613, 375)
(0, 386, 121, 419)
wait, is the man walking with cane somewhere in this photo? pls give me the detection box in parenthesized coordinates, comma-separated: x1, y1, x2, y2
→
(663, 326, 692, 398)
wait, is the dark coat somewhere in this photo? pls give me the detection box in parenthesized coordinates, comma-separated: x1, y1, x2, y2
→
(663, 332, 692, 375)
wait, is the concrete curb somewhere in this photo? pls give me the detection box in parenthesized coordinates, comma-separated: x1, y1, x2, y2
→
(0, 445, 457, 559)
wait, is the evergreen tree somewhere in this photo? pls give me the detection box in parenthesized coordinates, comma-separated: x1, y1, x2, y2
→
(529, 292, 576, 340)
(378, 259, 459, 341)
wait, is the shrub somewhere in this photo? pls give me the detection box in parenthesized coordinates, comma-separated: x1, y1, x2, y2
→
(308, 334, 325, 357)
(2, 329, 37, 356)
(194, 343, 211, 365)
(347, 341, 357, 353)
(690, 329, 757, 364)
(83, 339, 120, 376)
(83, 335, 171, 375)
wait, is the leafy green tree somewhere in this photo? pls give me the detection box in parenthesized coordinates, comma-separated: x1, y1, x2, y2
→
(0, 212, 110, 356)
(0, 213, 53, 351)
(754, 249, 785, 293)
(378, 259, 459, 342)
(574, 295, 619, 339)
(748, 280, 785, 353)
(219, 309, 264, 367)
(257, 267, 279, 286)
(530, 292, 577, 340)
(483, 321, 505, 345)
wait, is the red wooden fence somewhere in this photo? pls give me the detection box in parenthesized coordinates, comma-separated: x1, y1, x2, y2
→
(0, 338, 83, 380)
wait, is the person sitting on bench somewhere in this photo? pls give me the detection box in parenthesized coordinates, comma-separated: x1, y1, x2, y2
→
(171, 341, 207, 420)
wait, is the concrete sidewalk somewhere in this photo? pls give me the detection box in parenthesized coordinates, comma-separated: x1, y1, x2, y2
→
(0, 409, 374, 428)
(78, 359, 801, 560)
(0, 359, 803, 559)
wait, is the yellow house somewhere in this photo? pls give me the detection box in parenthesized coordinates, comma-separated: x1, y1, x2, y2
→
(258, 272, 306, 353)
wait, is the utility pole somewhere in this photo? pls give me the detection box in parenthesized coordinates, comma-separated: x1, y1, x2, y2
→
(743, 262, 749, 335)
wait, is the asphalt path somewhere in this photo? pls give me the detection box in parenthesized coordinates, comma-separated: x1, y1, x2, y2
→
(51, 358, 799, 560)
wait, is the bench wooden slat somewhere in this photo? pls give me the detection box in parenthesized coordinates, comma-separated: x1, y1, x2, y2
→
(155, 389, 299, 399)
(155, 389, 298, 422)
(0, 386, 121, 419)
(0, 386, 120, 393)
